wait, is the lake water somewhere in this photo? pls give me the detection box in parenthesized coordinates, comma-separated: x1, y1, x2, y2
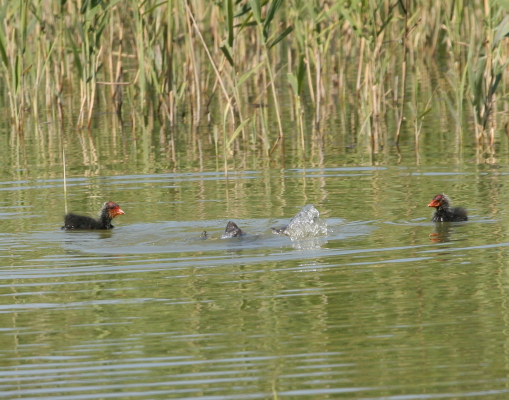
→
(2, 118, 509, 399)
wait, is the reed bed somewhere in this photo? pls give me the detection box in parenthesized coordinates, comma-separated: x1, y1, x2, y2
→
(0, 0, 508, 161)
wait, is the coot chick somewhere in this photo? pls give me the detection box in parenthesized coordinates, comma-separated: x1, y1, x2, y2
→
(62, 201, 125, 230)
(428, 194, 468, 222)
(221, 221, 245, 238)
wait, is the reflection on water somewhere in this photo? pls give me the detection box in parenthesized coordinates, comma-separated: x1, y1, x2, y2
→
(429, 222, 455, 242)
(2, 160, 509, 399)
(288, 237, 328, 250)
(429, 220, 471, 243)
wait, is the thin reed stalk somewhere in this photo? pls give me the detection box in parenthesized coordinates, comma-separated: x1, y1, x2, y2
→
(0, 0, 507, 160)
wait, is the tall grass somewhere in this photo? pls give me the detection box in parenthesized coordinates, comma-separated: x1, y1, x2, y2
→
(0, 0, 509, 161)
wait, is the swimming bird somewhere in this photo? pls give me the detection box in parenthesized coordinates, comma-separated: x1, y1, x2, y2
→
(428, 194, 468, 222)
(221, 221, 245, 238)
(62, 201, 125, 230)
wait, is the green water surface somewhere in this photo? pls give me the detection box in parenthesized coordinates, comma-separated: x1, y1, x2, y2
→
(2, 113, 509, 399)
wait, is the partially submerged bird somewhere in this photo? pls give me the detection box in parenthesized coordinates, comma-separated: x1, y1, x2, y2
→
(62, 201, 125, 230)
(220, 221, 245, 238)
(428, 194, 468, 222)
(199, 221, 245, 240)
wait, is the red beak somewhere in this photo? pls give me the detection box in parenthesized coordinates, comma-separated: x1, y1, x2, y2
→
(428, 199, 441, 208)
(110, 207, 125, 217)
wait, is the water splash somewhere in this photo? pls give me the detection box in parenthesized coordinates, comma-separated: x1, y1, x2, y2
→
(272, 204, 328, 241)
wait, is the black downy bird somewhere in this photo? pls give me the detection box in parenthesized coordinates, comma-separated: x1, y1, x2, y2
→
(221, 221, 245, 238)
(428, 194, 468, 222)
(62, 201, 125, 230)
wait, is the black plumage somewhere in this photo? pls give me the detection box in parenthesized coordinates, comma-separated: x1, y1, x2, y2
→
(428, 194, 468, 222)
(221, 221, 245, 238)
(62, 201, 125, 230)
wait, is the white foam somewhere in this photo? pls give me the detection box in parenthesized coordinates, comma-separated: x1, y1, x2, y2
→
(273, 204, 328, 240)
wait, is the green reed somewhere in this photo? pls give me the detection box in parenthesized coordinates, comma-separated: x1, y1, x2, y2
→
(468, 10, 509, 149)
(0, 0, 509, 160)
